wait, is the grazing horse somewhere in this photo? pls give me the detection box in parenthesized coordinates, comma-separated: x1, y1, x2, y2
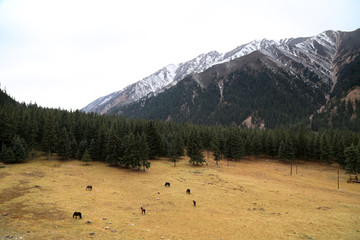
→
(86, 185, 92, 191)
(186, 189, 191, 194)
(193, 200, 196, 207)
(141, 207, 146, 214)
(165, 182, 170, 187)
(73, 212, 82, 219)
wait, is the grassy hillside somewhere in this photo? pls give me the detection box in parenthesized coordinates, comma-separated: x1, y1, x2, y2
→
(1, 154, 360, 240)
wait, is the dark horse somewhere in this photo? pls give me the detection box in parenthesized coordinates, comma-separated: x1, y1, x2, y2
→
(193, 200, 196, 207)
(141, 207, 146, 214)
(86, 185, 92, 191)
(73, 212, 82, 219)
(186, 189, 191, 194)
(165, 182, 170, 187)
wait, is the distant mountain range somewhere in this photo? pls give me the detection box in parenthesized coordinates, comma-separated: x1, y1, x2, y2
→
(82, 28, 360, 129)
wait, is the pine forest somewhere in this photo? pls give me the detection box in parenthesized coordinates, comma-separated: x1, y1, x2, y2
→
(1, 88, 360, 175)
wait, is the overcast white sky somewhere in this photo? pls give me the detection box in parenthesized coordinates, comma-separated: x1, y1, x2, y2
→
(0, 0, 359, 110)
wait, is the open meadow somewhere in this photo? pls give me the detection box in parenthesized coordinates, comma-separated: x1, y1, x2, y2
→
(1, 153, 360, 240)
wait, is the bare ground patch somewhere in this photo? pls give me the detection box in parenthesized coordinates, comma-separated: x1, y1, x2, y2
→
(0, 184, 32, 204)
(0, 172, 11, 180)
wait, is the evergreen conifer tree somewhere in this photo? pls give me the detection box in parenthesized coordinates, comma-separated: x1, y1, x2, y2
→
(77, 139, 88, 160)
(70, 137, 78, 158)
(313, 134, 321, 161)
(252, 134, 262, 158)
(187, 129, 204, 165)
(122, 133, 137, 168)
(278, 140, 287, 161)
(344, 144, 360, 175)
(265, 133, 275, 157)
(88, 138, 96, 161)
(146, 121, 162, 159)
(1, 145, 15, 164)
(81, 149, 92, 165)
(58, 127, 71, 160)
(320, 134, 331, 165)
(11, 136, 27, 163)
(42, 113, 57, 160)
(138, 132, 150, 171)
(168, 135, 180, 166)
(210, 137, 222, 165)
(233, 136, 244, 161)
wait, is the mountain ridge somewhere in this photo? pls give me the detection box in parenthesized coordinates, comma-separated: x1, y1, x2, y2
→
(81, 30, 337, 113)
(105, 28, 360, 129)
(82, 29, 359, 127)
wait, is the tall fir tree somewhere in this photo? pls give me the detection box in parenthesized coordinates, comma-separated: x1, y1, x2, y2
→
(265, 133, 275, 157)
(210, 136, 222, 165)
(138, 132, 150, 171)
(81, 149, 92, 165)
(88, 138, 96, 161)
(296, 124, 307, 159)
(122, 133, 138, 168)
(1, 145, 15, 164)
(77, 139, 88, 160)
(278, 140, 287, 161)
(42, 113, 57, 160)
(70, 137, 78, 158)
(58, 127, 71, 160)
(11, 136, 27, 163)
(168, 134, 180, 166)
(187, 129, 204, 165)
(146, 121, 162, 159)
(320, 133, 331, 165)
(344, 144, 360, 175)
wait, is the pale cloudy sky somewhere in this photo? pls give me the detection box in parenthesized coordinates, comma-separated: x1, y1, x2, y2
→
(0, 0, 359, 110)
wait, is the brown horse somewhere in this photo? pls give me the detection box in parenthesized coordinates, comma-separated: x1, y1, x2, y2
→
(141, 207, 146, 214)
(86, 185, 92, 191)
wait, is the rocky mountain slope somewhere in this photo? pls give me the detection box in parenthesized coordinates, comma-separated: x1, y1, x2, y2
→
(83, 28, 360, 128)
(108, 29, 360, 128)
(81, 29, 338, 114)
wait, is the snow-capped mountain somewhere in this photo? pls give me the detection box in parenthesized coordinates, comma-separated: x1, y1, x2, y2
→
(81, 51, 224, 114)
(111, 28, 359, 128)
(82, 29, 348, 114)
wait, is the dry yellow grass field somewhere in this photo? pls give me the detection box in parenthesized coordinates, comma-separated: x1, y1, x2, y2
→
(1, 153, 360, 240)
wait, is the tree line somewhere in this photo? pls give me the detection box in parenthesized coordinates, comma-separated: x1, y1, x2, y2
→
(0, 88, 360, 174)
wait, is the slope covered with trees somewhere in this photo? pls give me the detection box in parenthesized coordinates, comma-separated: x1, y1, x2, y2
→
(1, 87, 360, 175)
(111, 52, 326, 128)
